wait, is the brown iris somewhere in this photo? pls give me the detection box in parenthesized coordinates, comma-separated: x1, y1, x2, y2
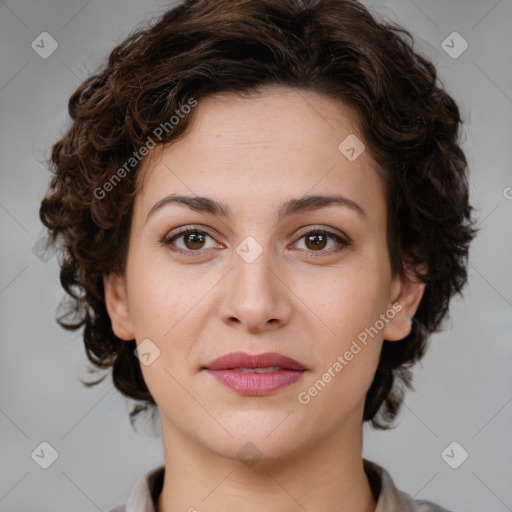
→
(184, 232, 206, 250)
(304, 232, 327, 251)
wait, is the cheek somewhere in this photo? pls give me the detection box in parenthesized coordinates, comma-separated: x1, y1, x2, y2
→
(126, 255, 212, 336)
(295, 268, 386, 417)
(295, 260, 391, 343)
(292, 257, 390, 400)
(126, 258, 217, 389)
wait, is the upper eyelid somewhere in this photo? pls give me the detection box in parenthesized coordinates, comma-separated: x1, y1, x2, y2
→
(294, 225, 350, 241)
(164, 225, 221, 242)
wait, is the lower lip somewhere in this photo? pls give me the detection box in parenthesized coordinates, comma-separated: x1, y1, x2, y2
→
(205, 369, 305, 396)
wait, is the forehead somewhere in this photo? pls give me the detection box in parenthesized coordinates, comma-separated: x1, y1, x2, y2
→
(135, 86, 386, 224)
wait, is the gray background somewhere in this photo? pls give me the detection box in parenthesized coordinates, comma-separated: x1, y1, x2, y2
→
(1, 0, 511, 510)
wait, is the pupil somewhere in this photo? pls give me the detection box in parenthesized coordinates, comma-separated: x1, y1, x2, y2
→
(306, 233, 326, 250)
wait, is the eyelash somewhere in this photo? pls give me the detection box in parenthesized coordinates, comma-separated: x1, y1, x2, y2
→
(161, 226, 352, 258)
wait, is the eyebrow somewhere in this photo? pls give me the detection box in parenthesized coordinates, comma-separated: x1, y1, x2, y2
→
(145, 192, 366, 224)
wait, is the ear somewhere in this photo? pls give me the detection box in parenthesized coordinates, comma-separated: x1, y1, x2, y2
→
(103, 272, 135, 341)
(383, 264, 427, 342)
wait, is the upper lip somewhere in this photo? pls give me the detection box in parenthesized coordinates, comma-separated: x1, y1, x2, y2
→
(204, 351, 306, 371)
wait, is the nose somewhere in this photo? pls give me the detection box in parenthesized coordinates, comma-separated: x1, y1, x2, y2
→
(216, 247, 293, 333)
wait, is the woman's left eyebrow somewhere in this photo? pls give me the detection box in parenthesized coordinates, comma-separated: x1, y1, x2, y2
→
(145, 193, 366, 224)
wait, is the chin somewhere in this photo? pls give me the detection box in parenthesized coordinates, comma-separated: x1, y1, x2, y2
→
(205, 433, 304, 469)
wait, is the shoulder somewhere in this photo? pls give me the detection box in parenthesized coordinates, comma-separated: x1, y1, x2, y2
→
(105, 464, 165, 512)
(105, 505, 126, 512)
(363, 459, 454, 512)
(413, 499, 454, 512)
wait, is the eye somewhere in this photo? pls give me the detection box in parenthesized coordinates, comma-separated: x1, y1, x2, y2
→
(292, 228, 352, 255)
(162, 227, 221, 254)
(161, 226, 352, 257)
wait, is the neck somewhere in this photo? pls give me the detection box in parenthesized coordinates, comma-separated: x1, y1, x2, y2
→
(156, 412, 377, 512)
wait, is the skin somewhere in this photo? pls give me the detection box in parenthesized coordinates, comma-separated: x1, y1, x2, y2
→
(104, 86, 425, 512)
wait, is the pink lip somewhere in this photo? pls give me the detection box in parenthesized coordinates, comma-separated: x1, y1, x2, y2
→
(203, 351, 307, 396)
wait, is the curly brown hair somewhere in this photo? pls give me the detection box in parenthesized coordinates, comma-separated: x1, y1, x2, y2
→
(39, 0, 477, 430)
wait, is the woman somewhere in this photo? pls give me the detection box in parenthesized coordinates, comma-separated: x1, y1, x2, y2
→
(39, 0, 476, 510)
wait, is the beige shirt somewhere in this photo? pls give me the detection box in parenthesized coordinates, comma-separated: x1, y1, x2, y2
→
(107, 458, 452, 512)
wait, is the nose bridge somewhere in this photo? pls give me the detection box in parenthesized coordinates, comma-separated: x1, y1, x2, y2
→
(217, 237, 291, 330)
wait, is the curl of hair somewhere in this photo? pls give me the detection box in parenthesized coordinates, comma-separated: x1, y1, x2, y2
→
(39, 0, 477, 431)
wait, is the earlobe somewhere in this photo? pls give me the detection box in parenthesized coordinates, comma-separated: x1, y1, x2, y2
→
(103, 272, 135, 341)
(383, 271, 426, 342)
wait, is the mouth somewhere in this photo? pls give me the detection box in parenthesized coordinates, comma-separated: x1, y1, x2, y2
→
(203, 351, 307, 396)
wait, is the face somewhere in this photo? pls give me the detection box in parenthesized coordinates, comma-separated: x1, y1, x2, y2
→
(104, 86, 424, 464)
